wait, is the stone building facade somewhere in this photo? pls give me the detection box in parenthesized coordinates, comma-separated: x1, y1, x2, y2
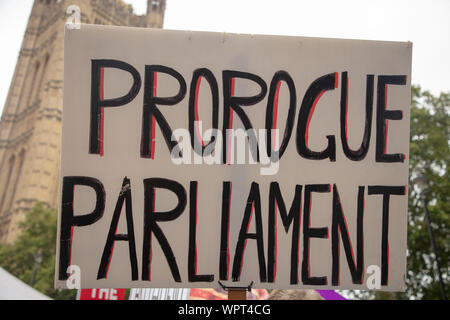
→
(0, 0, 166, 243)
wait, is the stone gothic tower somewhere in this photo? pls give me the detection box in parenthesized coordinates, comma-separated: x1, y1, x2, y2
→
(147, 0, 166, 28)
(0, 0, 166, 243)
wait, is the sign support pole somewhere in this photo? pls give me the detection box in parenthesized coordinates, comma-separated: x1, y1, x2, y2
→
(228, 288, 247, 300)
(218, 281, 253, 300)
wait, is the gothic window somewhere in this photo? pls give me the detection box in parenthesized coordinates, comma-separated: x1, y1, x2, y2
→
(0, 155, 15, 214)
(7, 149, 26, 212)
(152, 0, 159, 11)
(34, 54, 50, 103)
(24, 61, 40, 110)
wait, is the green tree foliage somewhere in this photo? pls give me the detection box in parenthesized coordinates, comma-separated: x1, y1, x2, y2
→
(403, 85, 449, 300)
(0, 203, 77, 300)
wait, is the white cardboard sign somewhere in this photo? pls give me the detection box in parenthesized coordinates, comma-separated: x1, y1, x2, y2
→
(55, 24, 412, 290)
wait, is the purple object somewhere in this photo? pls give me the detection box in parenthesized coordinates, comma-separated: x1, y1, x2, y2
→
(316, 290, 347, 300)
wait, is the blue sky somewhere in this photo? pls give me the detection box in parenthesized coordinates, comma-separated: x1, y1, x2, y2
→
(0, 0, 449, 115)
